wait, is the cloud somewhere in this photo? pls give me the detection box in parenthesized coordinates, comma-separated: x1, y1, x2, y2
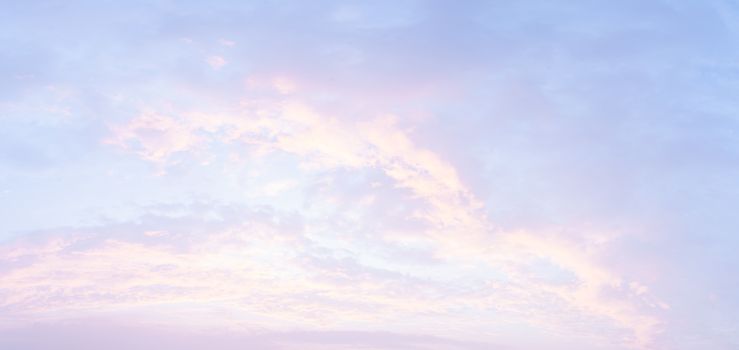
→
(206, 55, 227, 70)
(0, 321, 499, 350)
(100, 94, 666, 348)
(105, 111, 204, 163)
(218, 38, 236, 47)
(4, 1, 737, 349)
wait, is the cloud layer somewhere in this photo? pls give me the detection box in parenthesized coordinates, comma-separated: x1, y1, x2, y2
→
(2, 1, 739, 349)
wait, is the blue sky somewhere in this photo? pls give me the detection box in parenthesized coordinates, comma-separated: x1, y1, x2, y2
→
(1, 1, 739, 349)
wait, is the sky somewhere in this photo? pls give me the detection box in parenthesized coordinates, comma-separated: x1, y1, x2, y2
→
(1, 0, 738, 349)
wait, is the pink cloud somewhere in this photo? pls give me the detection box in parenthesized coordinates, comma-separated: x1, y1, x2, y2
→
(206, 55, 227, 70)
(95, 95, 671, 347)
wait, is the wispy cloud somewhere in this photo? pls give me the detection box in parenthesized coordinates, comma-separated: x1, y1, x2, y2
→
(102, 92, 666, 347)
(2, 1, 738, 349)
(206, 55, 227, 70)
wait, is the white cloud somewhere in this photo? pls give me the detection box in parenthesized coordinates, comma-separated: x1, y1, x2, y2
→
(206, 55, 227, 70)
(103, 97, 666, 348)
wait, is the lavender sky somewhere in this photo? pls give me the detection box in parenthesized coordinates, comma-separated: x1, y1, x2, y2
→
(1, 1, 738, 349)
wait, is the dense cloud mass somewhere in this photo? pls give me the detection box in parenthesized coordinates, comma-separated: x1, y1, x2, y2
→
(1, 1, 739, 349)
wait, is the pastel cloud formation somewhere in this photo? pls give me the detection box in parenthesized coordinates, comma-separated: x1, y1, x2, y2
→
(2, 1, 739, 350)
(4, 96, 665, 348)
